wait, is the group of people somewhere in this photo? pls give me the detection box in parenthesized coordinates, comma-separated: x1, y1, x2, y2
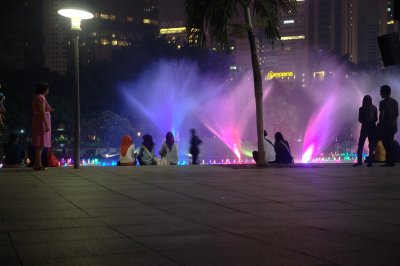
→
(354, 85, 399, 167)
(118, 129, 202, 166)
(1, 82, 54, 169)
(2, 82, 399, 169)
(252, 130, 294, 164)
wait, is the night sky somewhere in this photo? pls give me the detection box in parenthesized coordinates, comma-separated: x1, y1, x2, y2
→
(159, 0, 185, 23)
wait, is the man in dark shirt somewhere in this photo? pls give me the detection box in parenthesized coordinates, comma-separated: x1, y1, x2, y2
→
(378, 85, 399, 167)
(3, 134, 25, 167)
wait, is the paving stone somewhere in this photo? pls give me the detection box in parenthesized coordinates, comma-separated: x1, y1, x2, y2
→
(23, 253, 179, 266)
(10, 226, 123, 244)
(15, 238, 150, 262)
(1, 164, 400, 265)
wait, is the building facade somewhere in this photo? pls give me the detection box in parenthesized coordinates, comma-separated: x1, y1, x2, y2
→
(43, 0, 159, 74)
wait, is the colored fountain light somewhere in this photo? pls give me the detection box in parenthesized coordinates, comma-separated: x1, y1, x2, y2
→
(116, 57, 399, 164)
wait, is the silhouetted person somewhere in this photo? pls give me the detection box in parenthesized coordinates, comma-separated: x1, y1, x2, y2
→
(353, 95, 377, 167)
(252, 130, 276, 163)
(159, 131, 179, 165)
(378, 85, 399, 167)
(274, 132, 293, 163)
(138, 134, 156, 165)
(3, 133, 25, 167)
(189, 129, 202, 165)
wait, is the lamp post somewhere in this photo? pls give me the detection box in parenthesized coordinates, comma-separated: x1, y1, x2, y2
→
(58, 8, 93, 169)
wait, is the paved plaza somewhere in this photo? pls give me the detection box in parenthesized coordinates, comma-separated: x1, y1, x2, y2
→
(0, 164, 399, 265)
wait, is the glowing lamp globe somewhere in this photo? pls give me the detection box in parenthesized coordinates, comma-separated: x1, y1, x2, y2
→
(58, 9, 93, 30)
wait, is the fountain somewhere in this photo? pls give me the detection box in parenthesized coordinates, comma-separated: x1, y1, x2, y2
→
(119, 58, 400, 164)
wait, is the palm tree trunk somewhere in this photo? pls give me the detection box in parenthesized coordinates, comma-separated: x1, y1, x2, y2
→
(243, 5, 267, 166)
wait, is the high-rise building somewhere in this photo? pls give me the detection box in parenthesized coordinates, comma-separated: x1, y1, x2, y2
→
(43, 0, 68, 74)
(386, 0, 399, 33)
(43, 0, 159, 74)
(235, 0, 391, 83)
(342, 0, 387, 64)
(0, 0, 44, 69)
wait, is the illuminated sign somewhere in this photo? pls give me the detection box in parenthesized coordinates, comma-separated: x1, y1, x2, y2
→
(160, 27, 186, 35)
(266, 71, 294, 80)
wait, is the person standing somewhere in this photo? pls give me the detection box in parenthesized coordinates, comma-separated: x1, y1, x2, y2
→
(353, 95, 377, 167)
(32, 82, 53, 170)
(189, 129, 202, 165)
(378, 85, 399, 167)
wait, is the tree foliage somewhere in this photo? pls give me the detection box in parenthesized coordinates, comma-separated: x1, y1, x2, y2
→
(185, 0, 297, 50)
(82, 111, 136, 147)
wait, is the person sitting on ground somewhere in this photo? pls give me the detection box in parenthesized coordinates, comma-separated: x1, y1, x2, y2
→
(274, 132, 293, 163)
(3, 133, 25, 167)
(252, 130, 276, 163)
(138, 134, 156, 165)
(118, 135, 136, 166)
(159, 131, 179, 165)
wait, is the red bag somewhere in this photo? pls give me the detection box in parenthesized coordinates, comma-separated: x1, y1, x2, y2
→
(47, 149, 59, 167)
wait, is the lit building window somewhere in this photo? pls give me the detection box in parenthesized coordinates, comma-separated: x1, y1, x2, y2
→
(143, 18, 158, 25)
(281, 35, 305, 41)
(127, 16, 133, 22)
(92, 32, 97, 36)
(101, 38, 109, 45)
(388, 20, 394, 24)
(313, 71, 325, 80)
(100, 13, 109, 19)
(112, 40, 118, 46)
(110, 15, 116, 20)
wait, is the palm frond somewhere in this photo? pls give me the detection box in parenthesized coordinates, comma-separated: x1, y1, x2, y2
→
(185, 0, 240, 50)
(253, 0, 297, 44)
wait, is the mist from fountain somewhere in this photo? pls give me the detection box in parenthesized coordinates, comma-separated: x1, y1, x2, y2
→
(119, 58, 400, 164)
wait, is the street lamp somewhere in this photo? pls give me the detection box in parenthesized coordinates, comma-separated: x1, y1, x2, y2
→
(58, 7, 93, 169)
